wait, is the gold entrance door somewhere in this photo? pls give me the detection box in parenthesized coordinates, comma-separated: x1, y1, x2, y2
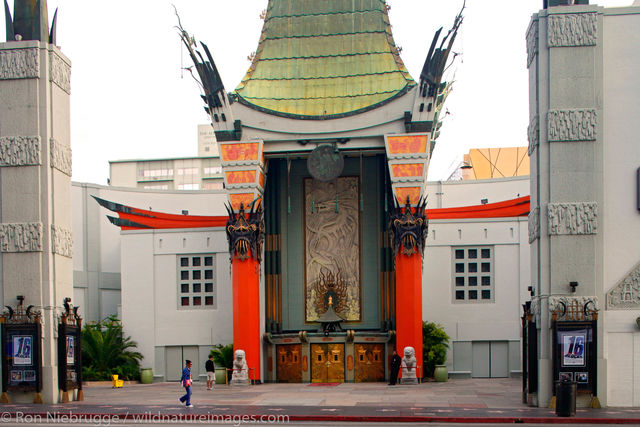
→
(311, 343, 345, 383)
(355, 344, 385, 382)
(276, 344, 302, 383)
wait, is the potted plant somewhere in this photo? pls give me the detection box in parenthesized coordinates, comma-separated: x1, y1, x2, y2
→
(210, 344, 234, 384)
(423, 321, 450, 382)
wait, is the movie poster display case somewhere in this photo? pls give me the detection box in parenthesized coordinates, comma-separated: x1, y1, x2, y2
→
(58, 299, 83, 401)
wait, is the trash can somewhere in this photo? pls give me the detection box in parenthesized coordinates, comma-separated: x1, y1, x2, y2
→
(555, 379, 576, 417)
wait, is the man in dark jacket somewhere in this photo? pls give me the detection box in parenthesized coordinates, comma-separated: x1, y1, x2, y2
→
(389, 350, 401, 385)
(205, 355, 216, 390)
(179, 360, 193, 407)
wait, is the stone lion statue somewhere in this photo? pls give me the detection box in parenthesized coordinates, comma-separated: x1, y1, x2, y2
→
(401, 346, 418, 384)
(231, 349, 249, 385)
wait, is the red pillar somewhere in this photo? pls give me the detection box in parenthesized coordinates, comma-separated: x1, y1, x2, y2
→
(232, 250, 261, 381)
(395, 249, 423, 379)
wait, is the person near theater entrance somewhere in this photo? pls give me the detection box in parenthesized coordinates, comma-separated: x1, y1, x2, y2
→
(389, 350, 401, 385)
(205, 354, 216, 390)
(179, 360, 194, 407)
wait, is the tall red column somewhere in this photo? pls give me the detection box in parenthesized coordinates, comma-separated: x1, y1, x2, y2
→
(395, 250, 423, 379)
(232, 251, 261, 382)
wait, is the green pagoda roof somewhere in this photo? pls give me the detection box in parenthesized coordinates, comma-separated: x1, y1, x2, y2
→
(233, 0, 416, 119)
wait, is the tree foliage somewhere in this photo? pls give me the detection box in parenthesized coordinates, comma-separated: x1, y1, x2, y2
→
(82, 315, 143, 381)
(423, 321, 450, 378)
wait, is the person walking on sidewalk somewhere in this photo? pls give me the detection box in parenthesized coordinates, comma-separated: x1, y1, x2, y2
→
(205, 355, 216, 390)
(179, 360, 194, 407)
(388, 350, 401, 385)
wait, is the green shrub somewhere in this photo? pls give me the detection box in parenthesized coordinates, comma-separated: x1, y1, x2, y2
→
(423, 321, 450, 378)
(210, 344, 234, 380)
(81, 315, 143, 381)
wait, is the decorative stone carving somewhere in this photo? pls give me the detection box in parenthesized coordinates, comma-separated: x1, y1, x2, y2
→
(231, 349, 249, 386)
(400, 346, 418, 385)
(0, 136, 41, 166)
(548, 109, 597, 142)
(528, 207, 540, 243)
(548, 202, 597, 235)
(549, 296, 598, 321)
(526, 19, 538, 68)
(51, 225, 73, 258)
(607, 261, 640, 309)
(0, 48, 39, 80)
(0, 223, 43, 252)
(548, 13, 597, 48)
(305, 177, 360, 322)
(49, 51, 71, 94)
(528, 115, 539, 156)
(50, 138, 72, 176)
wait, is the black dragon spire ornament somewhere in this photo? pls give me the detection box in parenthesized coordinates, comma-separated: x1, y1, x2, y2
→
(225, 200, 265, 263)
(389, 196, 429, 257)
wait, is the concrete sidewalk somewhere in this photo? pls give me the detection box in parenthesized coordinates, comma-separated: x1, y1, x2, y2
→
(1, 378, 639, 423)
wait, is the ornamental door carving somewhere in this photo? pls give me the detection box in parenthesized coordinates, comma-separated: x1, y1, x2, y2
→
(354, 344, 385, 382)
(311, 343, 345, 383)
(275, 344, 302, 383)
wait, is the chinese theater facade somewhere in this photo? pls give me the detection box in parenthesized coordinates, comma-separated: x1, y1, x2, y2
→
(103, 0, 463, 383)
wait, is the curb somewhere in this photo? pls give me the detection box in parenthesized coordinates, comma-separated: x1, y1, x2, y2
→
(4, 411, 640, 424)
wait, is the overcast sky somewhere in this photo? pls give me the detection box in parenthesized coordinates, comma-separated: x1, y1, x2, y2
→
(1, 0, 634, 184)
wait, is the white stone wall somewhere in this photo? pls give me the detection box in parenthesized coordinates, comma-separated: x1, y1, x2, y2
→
(600, 8, 640, 407)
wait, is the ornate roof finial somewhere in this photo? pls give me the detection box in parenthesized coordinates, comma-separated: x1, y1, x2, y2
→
(4, 0, 57, 43)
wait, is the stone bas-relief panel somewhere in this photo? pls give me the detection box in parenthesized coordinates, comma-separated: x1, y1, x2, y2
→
(549, 296, 598, 321)
(0, 223, 43, 252)
(526, 19, 538, 68)
(0, 136, 41, 166)
(548, 109, 597, 142)
(528, 115, 539, 156)
(548, 202, 597, 235)
(0, 48, 39, 80)
(304, 177, 360, 322)
(50, 139, 72, 176)
(49, 51, 71, 94)
(528, 207, 540, 243)
(51, 225, 73, 258)
(548, 13, 597, 47)
(607, 261, 640, 309)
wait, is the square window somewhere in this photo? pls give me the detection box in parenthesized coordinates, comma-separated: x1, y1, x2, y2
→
(481, 263, 491, 272)
(192, 270, 201, 280)
(482, 290, 491, 300)
(482, 276, 491, 286)
(205, 296, 214, 305)
(193, 283, 201, 293)
(481, 249, 491, 258)
(468, 249, 477, 259)
(193, 297, 201, 306)
(205, 283, 213, 292)
(469, 290, 478, 300)
(181, 297, 189, 306)
(181, 283, 189, 293)
(468, 263, 477, 273)
(205, 270, 213, 280)
(469, 277, 478, 286)
(180, 257, 189, 267)
(455, 290, 465, 300)
(192, 257, 201, 267)
(455, 263, 465, 273)
(204, 257, 213, 266)
(455, 277, 465, 286)
(180, 271, 189, 280)
(455, 249, 464, 259)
